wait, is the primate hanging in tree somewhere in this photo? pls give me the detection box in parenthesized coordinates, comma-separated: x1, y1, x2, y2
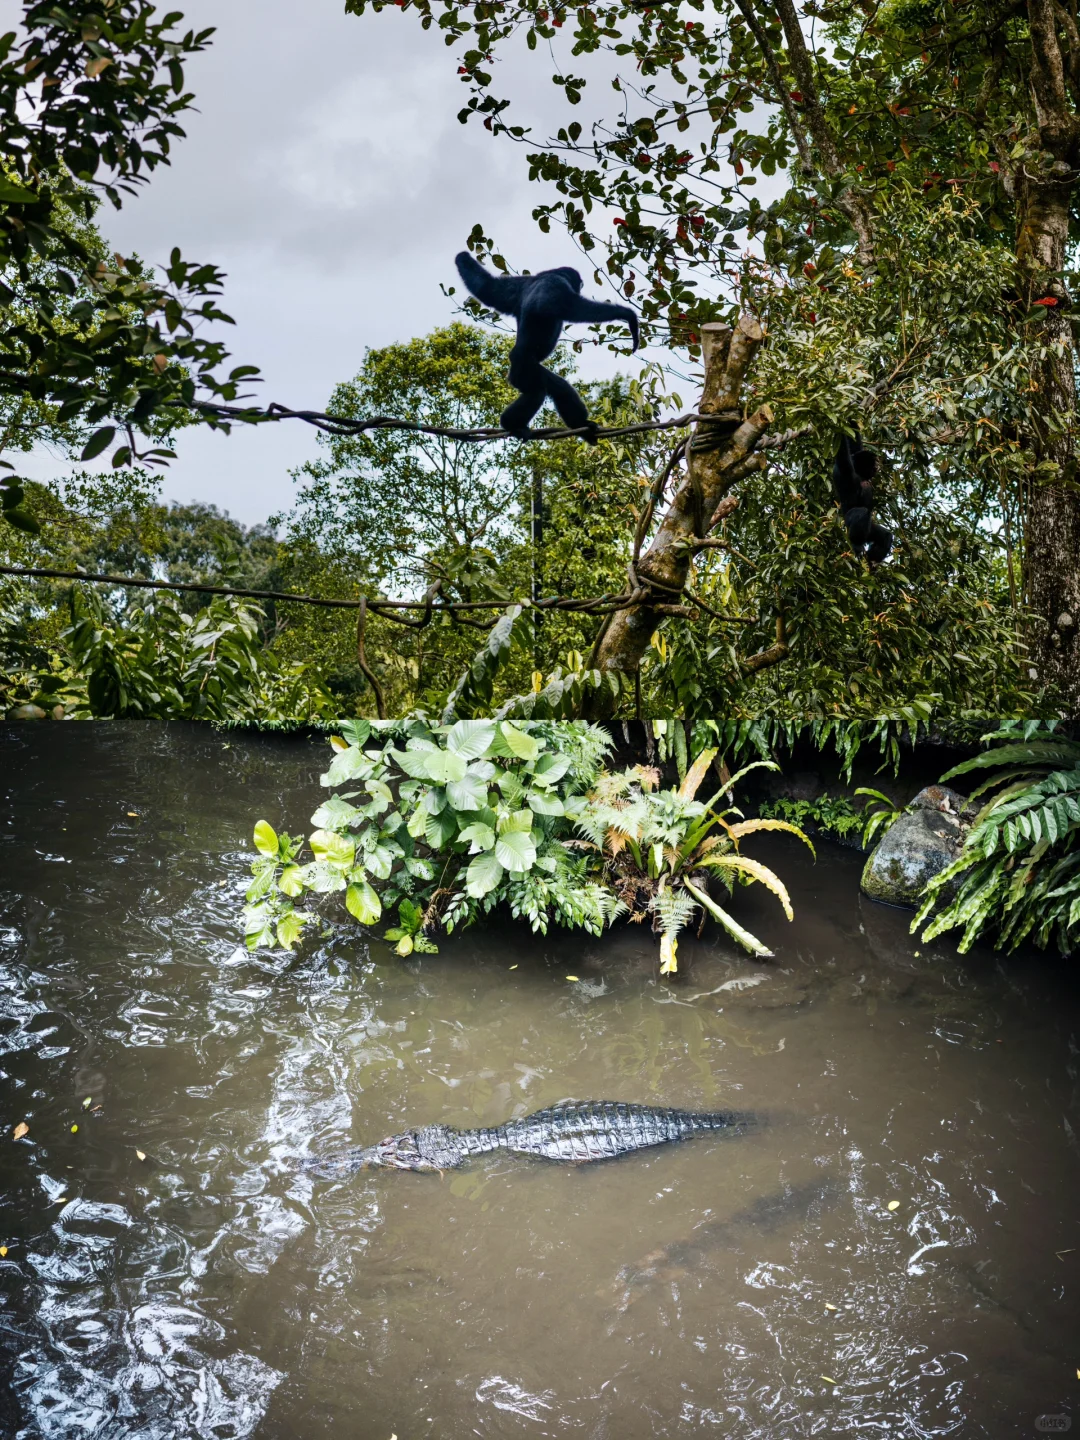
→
(831, 433, 892, 564)
(455, 251, 639, 442)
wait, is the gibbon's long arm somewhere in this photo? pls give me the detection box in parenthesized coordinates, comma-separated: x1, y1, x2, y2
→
(455, 251, 527, 316)
(555, 291, 640, 352)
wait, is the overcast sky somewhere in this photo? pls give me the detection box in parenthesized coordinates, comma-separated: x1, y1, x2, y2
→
(24, 0, 644, 526)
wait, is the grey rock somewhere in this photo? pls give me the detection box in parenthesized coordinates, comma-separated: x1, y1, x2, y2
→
(860, 785, 976, 909)
(6, 703, 48, 721)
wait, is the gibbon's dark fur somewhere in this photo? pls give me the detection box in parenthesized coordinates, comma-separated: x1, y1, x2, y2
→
(832, 433, 892, 564)
(455, 251, 639, 442)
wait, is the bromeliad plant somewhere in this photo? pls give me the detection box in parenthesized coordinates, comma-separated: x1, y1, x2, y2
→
(244, 718, 621, 954)
(913, 723, 1080, 956)
(572, 749, 813, 973)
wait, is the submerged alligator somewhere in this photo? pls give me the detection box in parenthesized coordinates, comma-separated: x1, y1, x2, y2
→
(304, 1101, 755, 1179)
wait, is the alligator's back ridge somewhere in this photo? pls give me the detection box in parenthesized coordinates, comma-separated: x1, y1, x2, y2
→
(304, 1100, 755, 1179)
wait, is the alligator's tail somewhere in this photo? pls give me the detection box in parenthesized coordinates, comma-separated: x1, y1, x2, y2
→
(692, 1109, 758, 1133)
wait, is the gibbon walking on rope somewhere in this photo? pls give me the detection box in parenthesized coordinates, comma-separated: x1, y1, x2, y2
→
(455, 250, 639, 443)
(831, 432, 892, 564)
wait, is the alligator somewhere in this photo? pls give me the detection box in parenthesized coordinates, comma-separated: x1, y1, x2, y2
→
(304, 1101, 755, 1180)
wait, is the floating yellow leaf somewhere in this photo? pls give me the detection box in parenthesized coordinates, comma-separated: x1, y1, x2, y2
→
(70, 1124, 78, 1134)
(821, 1375, 837, 1385)
(509, 964, 518, 970)
(0, 1246, 7, 1257)
(825, 1303, 838, 1311)
(565, 975, 579, 982)
(126, 811, 138, 817)
(887, 1200, 900, 1211)
(136, 1150, 146, 1161)
(82, 1097, 92, 1109)
(12, 1122, 28, 1141)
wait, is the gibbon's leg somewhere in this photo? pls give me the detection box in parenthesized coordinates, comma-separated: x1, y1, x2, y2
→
(502, 353, 548, 437)
(843, 506, 873, 548)
(543, 367, 598, 444)
(866, 522, 893, 564)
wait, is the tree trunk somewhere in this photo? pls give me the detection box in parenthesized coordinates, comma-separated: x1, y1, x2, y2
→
(583, 319, 785, 718)
(1016, 164, 1080, 708)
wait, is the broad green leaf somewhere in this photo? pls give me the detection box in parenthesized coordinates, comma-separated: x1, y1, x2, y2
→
(323, 745, 372, 787)
(500, 723, 540, 761)
(0, 178, 38, 203)
(310, 795, 361, 830)
(276, 910, 308, 950)
(458, 821, 496, 852)
(447, 771, 488, 811)
(424, 749, 468, 785)
(495, 828, 537, 873)
(425, 809, 458, 850)
(405, 856, 436, 880)
(466, 850, 504, 897)
(346, 879, 382, 925)
(245, 860, 276, 902)
(253, 820, 279, 856)
(389, 746, 437, 780)
(533, 752, 571, 784)
(296, 861, 347, 893)
(527, 790, 564, 816)
(339, 719, 371, 747)
(309, 829, 355, 866)
(499, 808, 535, 834)
(446, 719, 497, 758)
(278, 865, 304, 897)
(361, 843, 395, 880)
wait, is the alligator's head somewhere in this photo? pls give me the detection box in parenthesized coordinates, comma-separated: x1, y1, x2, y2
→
(362, 1130, 435, 1171)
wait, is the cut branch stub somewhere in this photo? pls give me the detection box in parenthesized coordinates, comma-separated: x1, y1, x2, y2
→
(583, 315, 777, 716)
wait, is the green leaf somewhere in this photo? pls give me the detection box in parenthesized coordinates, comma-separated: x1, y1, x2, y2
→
(446, 770, 489, 811)
(253, 820, 279, 856)
(527, 790, 564, 816)
(495, 828, 537, 873)
(80, 426, 116, 462)
(276, 910, 308, 950)
(499, 723, 540, 761)
(425, 809, 458, 849)
(500, 809, 535, 834)
(346, 879, 382, 925)
(458, 821, 496, 852)
(309, 829, 355, 866)
(310, 795, 361, 830)
(466, 850, 504, 897)
(278, 865, 304, 896)
(0, 178, 38, 204)
(446, 719, 497, 758)
(322, 745, 372, 787)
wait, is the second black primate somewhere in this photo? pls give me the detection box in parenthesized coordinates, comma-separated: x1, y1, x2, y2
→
(832, 432, 892, 564)
(455, 250, 639, 442)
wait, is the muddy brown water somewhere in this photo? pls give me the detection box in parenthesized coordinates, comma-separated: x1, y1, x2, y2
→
(1, 723, 1078, 1439)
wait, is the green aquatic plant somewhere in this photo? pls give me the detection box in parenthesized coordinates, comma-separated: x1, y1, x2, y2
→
(573, 748, 814, 972)
(912, 722, 1080, 955)
(244, 718, 620, 954)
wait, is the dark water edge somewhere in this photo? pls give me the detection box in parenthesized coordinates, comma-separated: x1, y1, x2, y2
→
(0, 721, 1078, 1439)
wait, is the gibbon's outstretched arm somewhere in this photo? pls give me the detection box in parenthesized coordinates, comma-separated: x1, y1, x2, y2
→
(557, 292, 640, 351)
(455, 251, 527, 316)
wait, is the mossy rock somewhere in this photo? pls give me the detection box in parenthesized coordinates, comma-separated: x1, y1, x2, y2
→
(860, 785, 976, 909)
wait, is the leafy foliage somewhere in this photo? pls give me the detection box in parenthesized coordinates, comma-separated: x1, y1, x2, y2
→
(573, 747, 812, 970)
(1, 3, 261, 523)
(246, 728, 811, 975)
(913, 723, 1080, 956)
(244, 719, 619, 953)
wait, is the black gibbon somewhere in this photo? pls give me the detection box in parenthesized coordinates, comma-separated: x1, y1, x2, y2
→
(455, 250, 639, 442)
(832, 433, 892, 564)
